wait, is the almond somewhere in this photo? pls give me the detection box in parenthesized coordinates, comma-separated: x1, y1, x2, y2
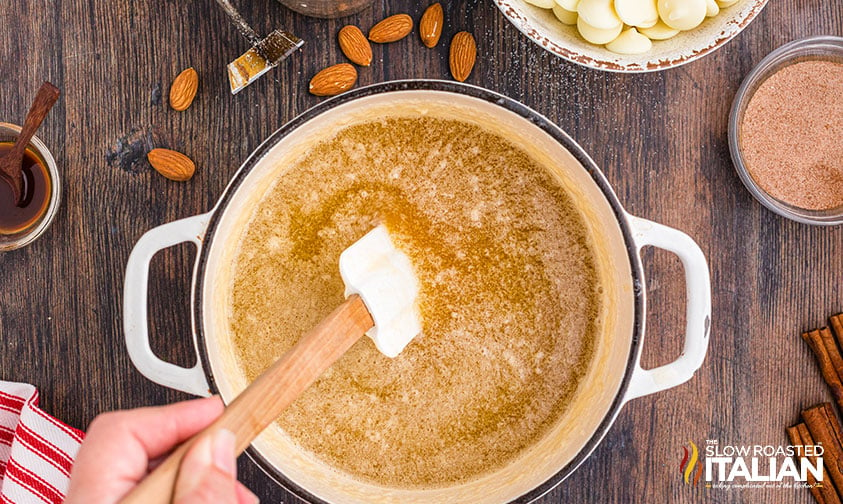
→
(420, 3, 444, 48)
(169, 67, 198, 111)
(338, 25, 373, 66)
(449, 32, 476, 82)
(309, 63, 358, 96)
(148, 148, 195, 181)
(368, 14, 413, 43)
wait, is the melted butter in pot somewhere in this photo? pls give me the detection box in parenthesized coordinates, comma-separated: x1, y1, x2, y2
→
(229, 117, 602, 487)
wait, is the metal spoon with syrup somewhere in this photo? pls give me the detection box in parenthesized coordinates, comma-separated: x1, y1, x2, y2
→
(0, 82, 60, 206)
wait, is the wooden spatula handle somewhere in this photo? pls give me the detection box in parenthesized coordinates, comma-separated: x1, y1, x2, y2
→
(120, 294, 373, 504)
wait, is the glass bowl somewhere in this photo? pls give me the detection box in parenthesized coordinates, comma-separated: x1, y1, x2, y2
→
(275, 0, 373, 18)
(728, 35, 843, 225)
(0, 123, 61, 251)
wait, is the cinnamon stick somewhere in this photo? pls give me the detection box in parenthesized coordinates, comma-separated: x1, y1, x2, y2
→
(803, 403, 843, 497)
(830, 314, 843, 352)
(789, 423, 840, 504)
(803, 329, 843, 408)
(822, 327, 843, 381)
(797, 422, 841, 504)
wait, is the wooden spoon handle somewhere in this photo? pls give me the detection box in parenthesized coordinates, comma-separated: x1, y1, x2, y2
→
(120, 295, 373, 504)
(12, 82, 60, 160)
(0, 82, 60, 203)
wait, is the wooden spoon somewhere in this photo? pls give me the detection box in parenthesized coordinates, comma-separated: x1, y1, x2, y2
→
(0, 82, 60, 205)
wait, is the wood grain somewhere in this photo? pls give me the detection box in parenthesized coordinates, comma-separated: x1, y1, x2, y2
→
(0, 0, 841, 502)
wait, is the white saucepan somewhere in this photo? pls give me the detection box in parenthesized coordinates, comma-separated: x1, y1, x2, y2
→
(123, 81, 711, 503)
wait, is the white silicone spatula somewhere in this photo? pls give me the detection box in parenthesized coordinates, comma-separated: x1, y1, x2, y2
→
(121, 224, 421, 504)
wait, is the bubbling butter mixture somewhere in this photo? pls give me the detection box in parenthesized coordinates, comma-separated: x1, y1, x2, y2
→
(229, 116, 603, 487)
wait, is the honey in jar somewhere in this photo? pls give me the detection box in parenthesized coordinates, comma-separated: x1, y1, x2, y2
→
(0, 142, 51, 235)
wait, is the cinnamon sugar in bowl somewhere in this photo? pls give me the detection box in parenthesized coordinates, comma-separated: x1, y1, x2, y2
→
(729, 36, 843, 225)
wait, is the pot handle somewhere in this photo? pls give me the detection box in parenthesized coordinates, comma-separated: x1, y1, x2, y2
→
(623, 215, 711, 402)
(123, 213, 213, 397)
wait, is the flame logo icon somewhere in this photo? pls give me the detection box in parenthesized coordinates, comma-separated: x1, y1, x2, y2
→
(680, 441, 703, 486)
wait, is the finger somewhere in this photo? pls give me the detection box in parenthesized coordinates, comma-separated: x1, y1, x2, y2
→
(174, 429, 238, 504)
(236, 482, 260, 504)
(66, 397, 224, 503)
(93, 396, 224, 460)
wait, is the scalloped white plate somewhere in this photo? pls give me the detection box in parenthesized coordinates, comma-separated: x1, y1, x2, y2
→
(494, 0, 768, 72)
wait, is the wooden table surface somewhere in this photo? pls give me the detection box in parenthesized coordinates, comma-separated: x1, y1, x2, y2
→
(1, 0, 842, 502)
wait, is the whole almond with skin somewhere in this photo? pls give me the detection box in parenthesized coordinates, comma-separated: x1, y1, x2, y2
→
(420, 3, 444, 48)
(338, 25, 372, 66)
(368, 14, 413, 43)
(449, 32, 476, 82)
(169, 67, 198, 111)
(309, 63, 358, 96)
(148, 148, 195, 181)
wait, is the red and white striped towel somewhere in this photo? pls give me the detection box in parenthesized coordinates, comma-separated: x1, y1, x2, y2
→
(0, 381, 84, 504)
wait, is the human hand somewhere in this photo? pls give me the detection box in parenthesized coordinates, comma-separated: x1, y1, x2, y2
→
(65, 396, 258, 504)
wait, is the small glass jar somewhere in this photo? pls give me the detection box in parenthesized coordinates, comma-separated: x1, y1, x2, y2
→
(275, 0, 373, 18)
(0, 123, 61, 251)
(728, 36, 843, 226)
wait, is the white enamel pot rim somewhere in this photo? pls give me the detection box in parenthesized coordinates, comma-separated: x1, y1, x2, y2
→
(123, 80, 711, 503)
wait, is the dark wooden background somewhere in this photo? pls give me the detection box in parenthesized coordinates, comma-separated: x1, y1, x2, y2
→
(1, 0, 842, 502)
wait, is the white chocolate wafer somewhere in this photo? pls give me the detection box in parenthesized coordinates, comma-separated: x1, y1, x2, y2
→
(552, 4, 578, 25)
(554, 0, 581, 12)
(639, 19, 680, 40)
(615, 0, 659, 29)
(606, 27, 653, 54)
(577, 0, 622, 30)
(577, 16, 623, 44)
(523, 0, 556, 8)
(705, 0, 720, 17)
(658, 0, 706, 30)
